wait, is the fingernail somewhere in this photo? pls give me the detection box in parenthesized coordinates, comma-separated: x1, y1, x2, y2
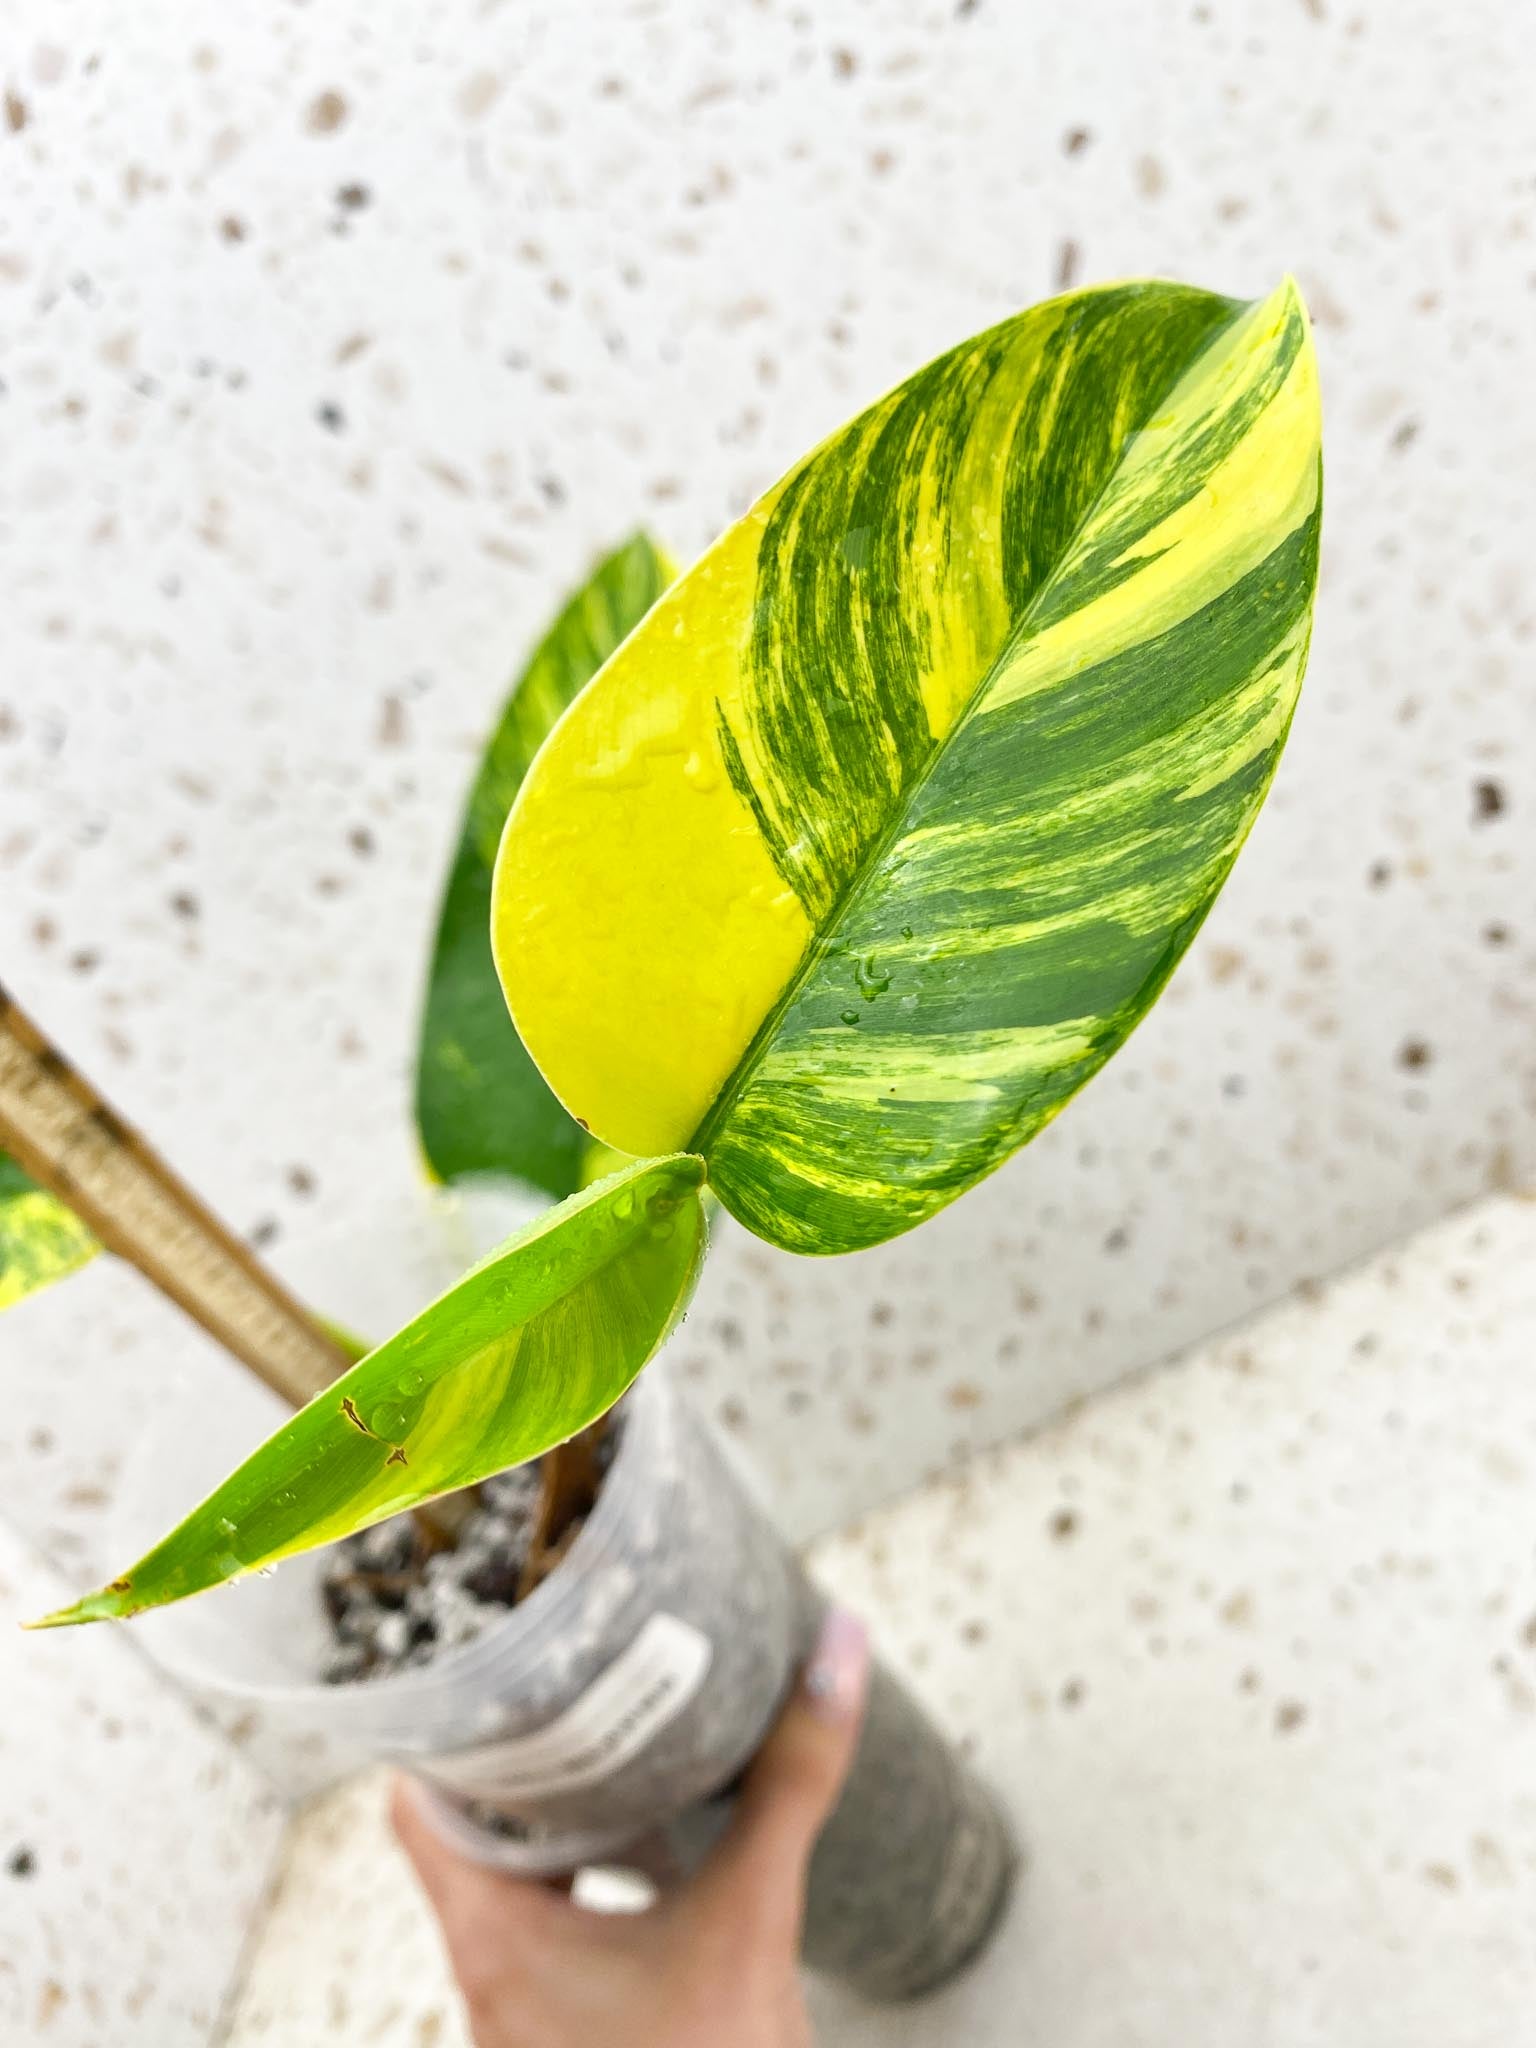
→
(803, 1607, 869, 1722)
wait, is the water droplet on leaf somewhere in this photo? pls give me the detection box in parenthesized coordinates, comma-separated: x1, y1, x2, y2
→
(854, 955, 891, 999)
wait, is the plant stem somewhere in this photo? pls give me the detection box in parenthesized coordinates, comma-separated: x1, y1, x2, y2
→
(518, 1418, 607, 1598)
(0, 980, 471, 1542)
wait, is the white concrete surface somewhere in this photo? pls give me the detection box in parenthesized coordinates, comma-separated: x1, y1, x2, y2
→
(0, 1528, 284, 2048)
(1, 0, 1534, 1567)
(224, 1194, 1536, 2048)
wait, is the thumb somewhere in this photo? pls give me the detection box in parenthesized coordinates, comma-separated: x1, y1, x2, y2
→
(689, 1607, 870, 1944)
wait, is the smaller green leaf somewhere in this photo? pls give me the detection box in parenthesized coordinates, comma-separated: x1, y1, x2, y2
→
(416, 533, 675, 1199)
(35, 1154, 707, 1627)
(0, 1151, 99, 1310)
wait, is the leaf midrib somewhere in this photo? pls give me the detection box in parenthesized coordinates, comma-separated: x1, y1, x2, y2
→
(685, 294, 1253, 1163)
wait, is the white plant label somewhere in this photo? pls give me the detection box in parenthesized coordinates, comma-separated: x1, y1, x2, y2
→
(431, 1614, 714, 1802)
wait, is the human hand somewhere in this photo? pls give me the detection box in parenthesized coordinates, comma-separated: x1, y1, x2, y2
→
(392, 1608, 871, 2048)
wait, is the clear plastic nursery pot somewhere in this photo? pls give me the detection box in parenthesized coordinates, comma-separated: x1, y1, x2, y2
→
(117, 1215, 1015, 2001)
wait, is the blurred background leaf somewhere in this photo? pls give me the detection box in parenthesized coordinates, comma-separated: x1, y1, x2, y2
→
(415, 533, 674, 1199)
(0, 1151, 99, 1310)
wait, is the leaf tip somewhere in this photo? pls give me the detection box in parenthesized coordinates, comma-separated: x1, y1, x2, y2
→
(22, 1585, 123, 1630)
(39, 1571, 138, 1629)
(1270, 271, 1311, 327)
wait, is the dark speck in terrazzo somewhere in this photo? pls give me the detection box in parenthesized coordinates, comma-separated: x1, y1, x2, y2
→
(1473, 777, 1506, 822)
(306, 90, 349, 135)
(7, 1846, 36, 1877)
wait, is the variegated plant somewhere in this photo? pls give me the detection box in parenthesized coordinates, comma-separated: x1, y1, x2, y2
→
(35, 275, 1322, 1627)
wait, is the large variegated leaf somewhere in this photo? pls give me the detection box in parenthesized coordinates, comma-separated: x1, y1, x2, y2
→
(416, 534, 673, 1198)
(492, 278, 1323, 1254)
(0, 1150, 99, 1309)
(35, 1154, 706, 1626)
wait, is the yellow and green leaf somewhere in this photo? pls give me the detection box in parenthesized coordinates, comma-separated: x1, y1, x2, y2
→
(494, 278, 1322, 1253)
(0, 1151, 99, 1309)
(35, 1154, 706, 1625)
(416, 533, 674, 1198)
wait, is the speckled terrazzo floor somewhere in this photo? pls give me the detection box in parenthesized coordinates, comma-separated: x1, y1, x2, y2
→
(224, 1195, 1536, 2048)
(0, 1538, 283, 2048)
(5, 1, 1536, 2040)
(3, 0, 1535, 1593)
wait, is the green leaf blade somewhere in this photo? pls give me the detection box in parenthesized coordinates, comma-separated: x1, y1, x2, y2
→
(416, 533, 674, 1197)
(494, 277, 1322, 1256)
(0, 1151, 99, 1309)
(37, 1153, 706, 1626)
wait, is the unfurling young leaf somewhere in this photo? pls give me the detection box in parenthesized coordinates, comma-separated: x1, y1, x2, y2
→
(495, 279, 1322, 1253)
(34, 1154, 706, 1625)
(416, 533, 674, 1198)
(0, 1151, 99, 1310)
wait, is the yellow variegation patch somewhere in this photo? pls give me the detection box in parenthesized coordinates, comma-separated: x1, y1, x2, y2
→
(0, 1152, 98, 1309)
